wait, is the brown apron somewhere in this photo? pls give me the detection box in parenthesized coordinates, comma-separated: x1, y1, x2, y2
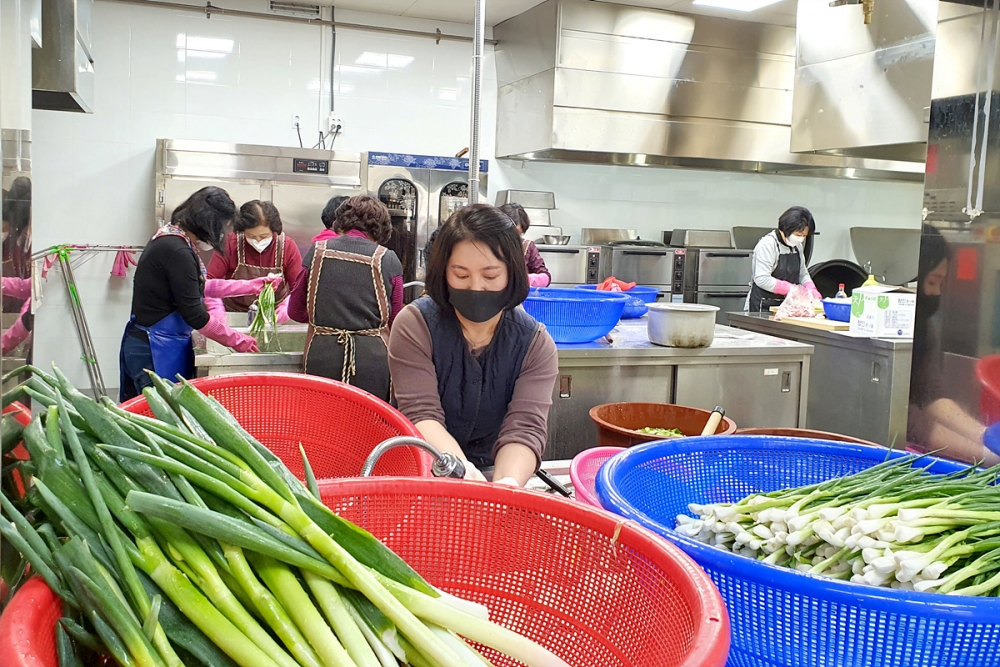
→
(304, 241, 390, 389)
(223, 232, 291, 312)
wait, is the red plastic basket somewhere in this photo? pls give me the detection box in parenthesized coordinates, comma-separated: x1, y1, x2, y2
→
(0, 578, 62, 667)
(318, 478, 730, 667)
(3, 401, 32, 500)
(570, 446, 625, 507)
(120, 372, 432, 479)
(977, 355, 1000, 424)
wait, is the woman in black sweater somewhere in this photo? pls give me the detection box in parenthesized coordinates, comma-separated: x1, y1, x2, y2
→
(119, 187, 258, 401)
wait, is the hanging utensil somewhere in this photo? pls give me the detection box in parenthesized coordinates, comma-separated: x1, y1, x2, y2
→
(701, 406, 726, 436)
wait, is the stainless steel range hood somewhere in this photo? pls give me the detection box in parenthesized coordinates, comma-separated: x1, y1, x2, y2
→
(790, 0, 937, 163)
(494, 0, 924, 181)
(32, 0, 94, 113)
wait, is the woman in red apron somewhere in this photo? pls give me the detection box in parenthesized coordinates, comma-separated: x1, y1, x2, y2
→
(119, 187, 259, 401)
(206, 200, 302, 321)
(288, 195, 403, 401)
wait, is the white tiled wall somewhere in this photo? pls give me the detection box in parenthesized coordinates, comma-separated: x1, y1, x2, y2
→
(29, 0, 924, 390)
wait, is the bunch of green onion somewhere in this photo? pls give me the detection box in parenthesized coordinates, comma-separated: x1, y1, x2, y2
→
(0, 365, 570, 667)
(249, 283, 280, 352)
(675, 455, 1000, 596)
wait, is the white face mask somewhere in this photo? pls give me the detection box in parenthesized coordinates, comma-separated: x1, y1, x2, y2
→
(195, 240, 214, 252)
(785, 234, 806, 247)
(247, 236, 273, 253)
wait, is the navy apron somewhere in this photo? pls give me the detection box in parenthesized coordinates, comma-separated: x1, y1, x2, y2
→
(749, 234, 802, 313)
(119, 312, 194, 401)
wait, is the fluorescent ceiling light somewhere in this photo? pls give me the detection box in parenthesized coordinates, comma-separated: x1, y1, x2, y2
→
(387, 54, 414, 69)
(692, 0, 782, 11)
(355, 51, 414, 69)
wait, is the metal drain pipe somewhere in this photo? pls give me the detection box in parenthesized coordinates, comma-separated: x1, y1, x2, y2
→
(468, 0, 486, 204)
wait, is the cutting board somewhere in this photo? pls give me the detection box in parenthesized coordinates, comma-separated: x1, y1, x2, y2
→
(780, 316, 850, 331)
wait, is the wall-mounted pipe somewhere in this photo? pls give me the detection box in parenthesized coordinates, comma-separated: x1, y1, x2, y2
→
(100, 0, 498, 45)
(468, 0, 486, 204)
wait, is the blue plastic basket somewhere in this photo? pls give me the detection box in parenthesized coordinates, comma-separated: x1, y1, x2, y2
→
(576, 285, 659, 319)
(523, 288, 627, 343)
(822, 298, 852, 323)
(596, 436, 1000, 667)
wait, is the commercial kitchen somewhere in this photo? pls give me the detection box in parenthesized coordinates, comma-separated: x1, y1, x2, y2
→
(3, 0, 1000, 665)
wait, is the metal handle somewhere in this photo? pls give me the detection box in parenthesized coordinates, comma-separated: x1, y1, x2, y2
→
(621, 250, 669, 256)
(781, 372, 792, 393)
(539, 248, 581, 254)
(361, 437, 466, 478)
(704, 252, 751, 258)
(700, 292, 748, 298)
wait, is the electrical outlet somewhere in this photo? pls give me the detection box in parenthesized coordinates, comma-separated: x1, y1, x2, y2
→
(327, 114, 343, 134)
(292, 114, 301, 129)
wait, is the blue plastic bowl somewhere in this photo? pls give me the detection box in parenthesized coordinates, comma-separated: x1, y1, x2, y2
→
(596, 436, 1000, 667)
(822, 298, 852, 322)
(575, 284, 661, 303)
(523, 288, 627, 343)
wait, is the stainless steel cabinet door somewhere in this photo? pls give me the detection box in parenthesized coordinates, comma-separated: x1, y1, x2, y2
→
(674, 362, 802, 428)
(611, 248, 674, 285)
(546, 364, 674, 460)
(697, 251, 752, 286)
(538, 247, 589, 285)
(696, 292, 748, 324)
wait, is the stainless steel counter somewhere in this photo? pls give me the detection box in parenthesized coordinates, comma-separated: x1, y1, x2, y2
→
(727, 313, 911, 446)
(547, 318, 813, 460)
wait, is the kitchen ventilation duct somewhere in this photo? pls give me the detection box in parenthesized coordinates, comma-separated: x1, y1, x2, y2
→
(32, 0, 94, 113)
(494, 0, 924, 181)
(791, 0, 937, 163)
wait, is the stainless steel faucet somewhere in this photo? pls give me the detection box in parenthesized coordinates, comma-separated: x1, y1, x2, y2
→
(360, 437, 466, 478)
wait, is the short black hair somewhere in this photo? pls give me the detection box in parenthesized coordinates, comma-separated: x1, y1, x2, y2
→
(2, 177, 31, 237)
(918, 224, 950, 284)
(778, 206, 815, 237)
(321, 195, 350, 230)
(499, 203, 530, 233)
(333, 195, 392, 245)
(234, 200, 282, 234)
(171, 186, 235, 252)
(425, 204, 529, 313)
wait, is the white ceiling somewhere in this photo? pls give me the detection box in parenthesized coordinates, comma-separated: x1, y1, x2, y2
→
(324, 0, 797, 27)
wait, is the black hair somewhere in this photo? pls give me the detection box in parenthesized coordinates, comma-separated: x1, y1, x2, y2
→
(333, 195, 392, 245)
(234, 200, 282, 234)
(171, 186, 235, 252)
(499, 203, 530, 233)
(425, 204, 529, 313)
(321, 195, 350, 230)
(918, 224, 950, 285)
(2, 177, 31, 237)
(777, 206, 815, 238)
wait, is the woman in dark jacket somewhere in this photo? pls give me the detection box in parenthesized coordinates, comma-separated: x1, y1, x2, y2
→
(499, 203, 551, 287)
(289, 195, 403, 401)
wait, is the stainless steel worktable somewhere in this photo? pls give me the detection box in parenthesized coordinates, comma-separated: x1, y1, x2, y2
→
(547, 318, 813, 460)
(727, 312, 912, 447)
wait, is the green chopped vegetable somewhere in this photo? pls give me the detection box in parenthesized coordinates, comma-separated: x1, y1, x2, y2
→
(248, 283, 281, 352)
(636, 427, 685, 438)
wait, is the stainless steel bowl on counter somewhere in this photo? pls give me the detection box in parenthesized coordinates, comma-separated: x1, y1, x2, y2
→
(542, 234, 572, 245)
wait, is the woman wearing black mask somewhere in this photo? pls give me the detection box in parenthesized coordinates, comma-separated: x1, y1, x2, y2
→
(908, 225, 998, 465)
(388, 205, 559, 487)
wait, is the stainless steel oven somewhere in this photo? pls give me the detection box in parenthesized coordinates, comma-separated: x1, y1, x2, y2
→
(678, 248, 753, 323)
(535, 245, 602, 287)
(598, 241, 679, 295)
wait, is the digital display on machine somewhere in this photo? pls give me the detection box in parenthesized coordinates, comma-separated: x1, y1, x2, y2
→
(292, 158, 329, 174)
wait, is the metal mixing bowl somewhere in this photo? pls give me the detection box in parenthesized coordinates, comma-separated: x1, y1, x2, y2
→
(543, 234, 572, 245)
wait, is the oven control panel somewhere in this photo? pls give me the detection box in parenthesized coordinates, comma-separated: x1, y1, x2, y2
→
(586, 247, 601, 284)
(672, 249, 686, 297)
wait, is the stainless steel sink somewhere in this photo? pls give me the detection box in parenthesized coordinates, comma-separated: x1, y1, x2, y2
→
(204, 324, 308, 356)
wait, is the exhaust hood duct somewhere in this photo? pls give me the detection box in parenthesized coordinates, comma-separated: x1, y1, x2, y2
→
(32, 0, 94, 113)
(494, 0, 924, 181)
(790, 0, 937, 163)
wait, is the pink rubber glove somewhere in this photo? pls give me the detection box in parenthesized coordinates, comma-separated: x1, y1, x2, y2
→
(1, 277, 31, 300)
(204, 275, 283, 299)
(772, 279, 793, 296)
(804, 281, 823, 300)
(199, 297, 259, 352)
(2, 300, 30, 354)
(528, 273, 551, 288)
(275, 298, 290, 324)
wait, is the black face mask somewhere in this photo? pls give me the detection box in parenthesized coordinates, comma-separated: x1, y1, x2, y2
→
(448, 288, 507, 323)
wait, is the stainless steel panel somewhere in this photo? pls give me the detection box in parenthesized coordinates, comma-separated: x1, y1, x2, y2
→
(732, 226, 773, 250)
(524, 225, 561, 242)
(849, 227, 922, 286)
(697, 250, 753, 287)
(1, 129, 30, 171)
(537, 245, 590, 285)
(546, 364, 675, 460)
(791, 0, 936, 161)
(493, 0, 559, 85)
(674, 362, 803, 429)
(271, 183, 362, 256)
(162, 179, 261, 226)
(366, 164, 429, 298)
(671, 230, 733, 248)
(581, 228, 636, 244)
(494, 189, 555, 209)
(697, 292, 749, 324)
(605, 246, 675, 287)
(31, 0, 93, 113)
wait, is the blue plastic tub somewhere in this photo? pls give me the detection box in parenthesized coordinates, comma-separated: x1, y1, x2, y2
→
(596, 436, 1000, 667)
(523, 288, 627, 343)
(821, 298, 851, 322)
(575, 285, 659, 319)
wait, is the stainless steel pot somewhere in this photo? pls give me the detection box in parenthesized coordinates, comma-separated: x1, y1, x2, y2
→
(647, 303, 719, 348)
